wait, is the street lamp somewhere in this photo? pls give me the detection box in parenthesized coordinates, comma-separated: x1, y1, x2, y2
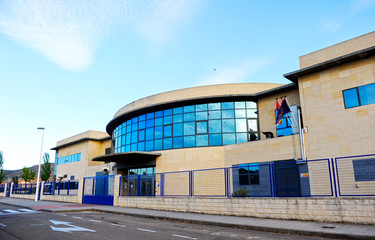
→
(35, 127, 45, 202)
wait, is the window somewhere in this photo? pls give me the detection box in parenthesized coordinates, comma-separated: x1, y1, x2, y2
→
(113, 100, 258, 152)
(343, 83, 375, 109)
(238, 163, 259, 185)
(57, 153, 81, 165)
(275, 105, 299, 137)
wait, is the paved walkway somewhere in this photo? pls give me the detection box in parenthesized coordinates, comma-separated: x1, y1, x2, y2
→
(1, 197, 375, 239)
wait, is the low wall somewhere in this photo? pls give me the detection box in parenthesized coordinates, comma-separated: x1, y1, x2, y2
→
(116, 197, 375, 225)
(40, 195, 79, 203)
(10, 194, 34, 200)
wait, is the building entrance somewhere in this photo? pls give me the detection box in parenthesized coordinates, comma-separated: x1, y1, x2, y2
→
(274, 160, 301, 197)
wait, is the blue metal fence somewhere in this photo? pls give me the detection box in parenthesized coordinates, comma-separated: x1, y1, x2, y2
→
(43, 181, 79, 195)
(335, 154, 375, 197)
(118, 158, 334, 198)
(12, 183, 37, 194)
(0, 184, 5, 193)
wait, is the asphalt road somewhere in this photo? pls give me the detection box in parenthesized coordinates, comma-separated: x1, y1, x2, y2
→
(0, 203, 338, 240)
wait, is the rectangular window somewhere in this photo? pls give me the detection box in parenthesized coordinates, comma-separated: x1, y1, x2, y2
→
(352, 158, 375, 181)
(196, 121, 208, 134)
(343, 83, 375, 108)
(238, 163, 260, 185)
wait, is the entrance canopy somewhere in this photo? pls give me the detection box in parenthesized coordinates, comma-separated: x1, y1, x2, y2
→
(92, 151, 161, 163)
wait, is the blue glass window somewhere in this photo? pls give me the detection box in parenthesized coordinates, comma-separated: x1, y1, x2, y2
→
(222, 119, 235, 133)
(155, 117, 163, 126)
(173, 114, 183, 123)
(222, 102, 234, 109)
(196, 121, 208, 134)
(358, 83, 375, 106)
(164, 109, 173, 116)
(173, 137, 183, 148)
(164, 116, 172, 125)
(113, 100, 258, 152)
(163, 138, 172, 149)
(154, 139, 162, 150)
(146, 119, 154, 128)
(343, 83, 375, 108)
(155, 111, 163, 118)
(209, 134, 222, 146)
(208, 110, 221, 119)
(146, 113, 154, 119)
(164, 125, 172, 137)
(184, 113, 195, 122)
(196, 104, 207, 111)
(184, 105, 194, 113)
(184, 136, 195, 147)
(146, 141, 153, 151)
(196, 135, 208, 146)
(155, 126, 163, 139)
(223, 133, 235, 145)
(343, 88, 360, 108)
(146, 128, 154, 140)
(173, 123, 183, 136)
(196, 112, 208, 120)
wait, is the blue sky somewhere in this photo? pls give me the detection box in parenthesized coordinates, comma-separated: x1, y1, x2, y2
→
(0, 0, 374, 170)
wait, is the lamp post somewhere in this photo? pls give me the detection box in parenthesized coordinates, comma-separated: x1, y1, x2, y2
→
(35, 127, 45, 202)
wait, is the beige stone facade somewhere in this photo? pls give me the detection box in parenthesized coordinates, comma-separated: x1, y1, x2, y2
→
(53, 130, 111, 180)
(53, 31, 375, 200)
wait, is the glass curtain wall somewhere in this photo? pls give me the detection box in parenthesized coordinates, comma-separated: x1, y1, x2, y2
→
(113, 101, 258, 153)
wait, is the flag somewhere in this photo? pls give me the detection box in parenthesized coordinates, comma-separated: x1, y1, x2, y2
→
(275, 98, 291, 124)
(276, 98, 282, 125)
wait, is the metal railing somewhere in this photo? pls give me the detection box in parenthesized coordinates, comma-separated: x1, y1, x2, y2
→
(0, 184, 5, 193)
(43, 180, 79, 196)
(118, 158, 334, 198)
(12, 183, 37, 194)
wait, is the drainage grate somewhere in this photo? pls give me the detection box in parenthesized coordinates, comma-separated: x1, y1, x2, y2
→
(321, 225, 336, 229)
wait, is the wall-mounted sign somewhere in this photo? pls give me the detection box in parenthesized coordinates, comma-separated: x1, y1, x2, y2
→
(300, 173, 309, 178)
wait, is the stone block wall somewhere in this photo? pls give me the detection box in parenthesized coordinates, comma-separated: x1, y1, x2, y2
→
(116, 196, 375, 225)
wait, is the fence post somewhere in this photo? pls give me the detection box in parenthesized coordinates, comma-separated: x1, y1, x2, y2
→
(67, 180, 70, 196)
(114, 175, 121, 207)
(77, 178, 84, 204)
(58, 181, 61, 195)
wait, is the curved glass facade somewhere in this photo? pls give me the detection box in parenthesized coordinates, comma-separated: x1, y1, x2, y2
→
(113, 101, 258, 153)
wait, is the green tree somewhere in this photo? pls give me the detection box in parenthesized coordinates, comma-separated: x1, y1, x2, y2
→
(0, 151, 5, 183)
(20, 167, 36, 183)
(12, 176, 19, 185)
(41, 152, 52, 182)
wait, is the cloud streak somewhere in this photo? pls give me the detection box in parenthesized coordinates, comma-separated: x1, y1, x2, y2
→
(197, 58, 271, 86)
(0, 0, 200, 71)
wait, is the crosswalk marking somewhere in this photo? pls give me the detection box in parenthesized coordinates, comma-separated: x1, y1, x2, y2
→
(0, 209, 38, 215)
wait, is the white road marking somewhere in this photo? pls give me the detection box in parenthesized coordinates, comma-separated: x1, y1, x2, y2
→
(89, 219, 101, 223)
(72, 216, 82, 219)
(0, 209, 38, 215)
(111, 223, 126, 228)
(137, 228, 156, 233)
(172, 234, 197, 239)
(3, 210, 19, 213)
(58, 214, 67, 217)
(0, 223, 6, 227)
(49, 220, 96, 233)
(19, 209, 36, 212)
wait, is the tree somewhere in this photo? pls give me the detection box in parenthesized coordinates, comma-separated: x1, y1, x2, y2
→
(20, 167, 36, 183)
(0, 151, 5, 183)
(12, 176, 19, 185)
(41, 152, 52, 182)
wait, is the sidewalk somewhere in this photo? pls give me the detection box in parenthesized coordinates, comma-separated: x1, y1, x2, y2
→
(1, 197, 375, 239)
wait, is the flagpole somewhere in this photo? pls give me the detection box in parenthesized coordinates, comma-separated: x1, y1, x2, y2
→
(298, 108, 306, 162)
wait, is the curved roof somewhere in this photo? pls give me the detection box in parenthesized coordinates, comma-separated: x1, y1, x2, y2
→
(107, 83, 288, 135)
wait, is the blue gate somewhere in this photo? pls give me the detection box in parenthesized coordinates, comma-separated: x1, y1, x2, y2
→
(82, 175, 115, 205)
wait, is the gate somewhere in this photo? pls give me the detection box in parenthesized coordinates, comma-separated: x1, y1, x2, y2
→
(6, 183, 11, 197)
(82, 175, 115, 205)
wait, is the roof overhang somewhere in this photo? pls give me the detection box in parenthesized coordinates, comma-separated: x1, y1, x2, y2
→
(284, 45, 375, 83)
(92, 151, 161, 163)
(51, 136, 111, 150)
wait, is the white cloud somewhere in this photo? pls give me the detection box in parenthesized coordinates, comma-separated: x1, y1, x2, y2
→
(134, 0, 200, 46)
(0, 0, 200, 71)
(197, 58, 271, 86)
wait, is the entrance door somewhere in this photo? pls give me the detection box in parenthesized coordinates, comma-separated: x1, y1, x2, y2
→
(274, 161, 301, 197)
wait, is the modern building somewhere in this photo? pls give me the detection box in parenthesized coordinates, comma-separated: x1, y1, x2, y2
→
(52, 130, 111, 180)
(53, 31, 375, 198)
